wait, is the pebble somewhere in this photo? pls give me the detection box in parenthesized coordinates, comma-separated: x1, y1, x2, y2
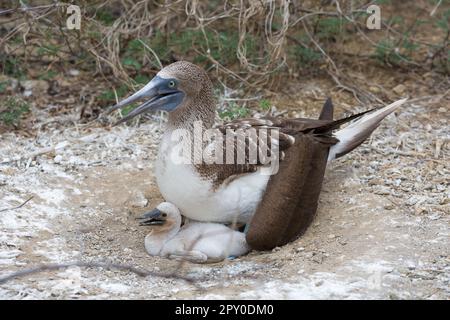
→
(374, 186, 391, 195)
(368, 178, 383, 186)
(392, 84, 406, 95)
(21, 80, 49, 96)
(369, 86, 381, 93)
(68, 69, 80, 77)
(125, 191, 148, 208)
(405, 196, 419, 206)
(54, 155, 63, 164)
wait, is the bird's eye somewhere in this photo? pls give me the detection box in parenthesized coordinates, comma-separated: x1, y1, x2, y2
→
(162, 213, 167, 217)
(168, 80, 176, 88)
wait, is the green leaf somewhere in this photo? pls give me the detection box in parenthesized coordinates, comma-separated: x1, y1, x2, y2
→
(259, 99, 271, 111)
(121, 57, 141, 70)
(0, 97, 30, 126)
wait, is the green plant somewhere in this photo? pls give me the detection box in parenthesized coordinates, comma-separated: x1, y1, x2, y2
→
(219, 102, 250, 120)
(290, 42, 322, 66)
(38, 70, 58, 80)
(133, 74, 150, 85)
(0, 96, 30, 126)
(98, 85, 129, 103)
(435, 9, 450, 31)
(1, 57, 25, 79)
(374, 39, 404, 65)
(0, 81, 8, 93)
(259, 99, 271, 111)
(121, 39, 146, 71)
(315, 17, 344, 40)
(37, 44, 60, 57)
(96, 9, 116, 26)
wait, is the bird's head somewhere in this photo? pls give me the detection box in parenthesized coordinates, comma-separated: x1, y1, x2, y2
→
(138, 202, 181, 232)
(105, 61, 214, 125)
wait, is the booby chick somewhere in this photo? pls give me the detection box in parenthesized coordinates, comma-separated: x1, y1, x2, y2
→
(139, 202, 249, 263)
(106, 61, 407, 227)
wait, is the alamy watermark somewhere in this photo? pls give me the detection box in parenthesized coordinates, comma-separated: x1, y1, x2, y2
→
(66, 5, 81, 30)
(366, 5, 381, 30)
(168, 121, 281, 176)
(65, 4, 382, 31)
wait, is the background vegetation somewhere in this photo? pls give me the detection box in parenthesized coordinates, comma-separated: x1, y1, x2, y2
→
(0, 0, 449, 127)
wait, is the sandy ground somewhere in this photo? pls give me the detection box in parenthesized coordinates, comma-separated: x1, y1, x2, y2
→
(0, 87, 448, 299)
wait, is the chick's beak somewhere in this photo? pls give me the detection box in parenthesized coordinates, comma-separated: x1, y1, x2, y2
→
(137, 208, 167, 226)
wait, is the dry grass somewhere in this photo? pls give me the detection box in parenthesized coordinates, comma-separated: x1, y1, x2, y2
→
(0, 0, 449, 124)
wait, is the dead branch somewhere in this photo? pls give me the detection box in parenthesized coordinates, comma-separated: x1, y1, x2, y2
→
(0, 261, 197, 286)
(0, 196, 34, 213)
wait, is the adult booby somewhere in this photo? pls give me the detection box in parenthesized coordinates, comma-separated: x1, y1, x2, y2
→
(106, 61, 407, 250)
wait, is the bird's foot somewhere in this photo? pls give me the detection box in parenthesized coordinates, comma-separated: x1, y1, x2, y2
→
(168, 250, 209, 263)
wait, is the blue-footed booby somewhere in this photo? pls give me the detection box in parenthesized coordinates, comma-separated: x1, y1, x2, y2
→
(139, 202, 249, 263)
(106, 61, 407, 250)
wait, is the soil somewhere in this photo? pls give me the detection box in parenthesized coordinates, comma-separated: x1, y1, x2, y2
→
(0, 73, 449, 299)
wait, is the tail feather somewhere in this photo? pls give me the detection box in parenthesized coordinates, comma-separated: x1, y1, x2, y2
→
(319, 97, 334, 120)
(328, 98, 407, 161)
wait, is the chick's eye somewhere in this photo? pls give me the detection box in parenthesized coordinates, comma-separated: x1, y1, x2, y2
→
(168, 81, 176, 88)
(162, 213, 167, 217)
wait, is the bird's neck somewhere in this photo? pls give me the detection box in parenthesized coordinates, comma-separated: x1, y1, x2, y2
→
(144, 217, 182, 256)
(167, 83, 216, 131)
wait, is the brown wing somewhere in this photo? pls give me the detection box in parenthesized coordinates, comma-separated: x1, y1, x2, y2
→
(197, 101, 374, 189)
(246, 98, 335, 250)
(246, 132, 330, 250)
(196, 119, 297, 188)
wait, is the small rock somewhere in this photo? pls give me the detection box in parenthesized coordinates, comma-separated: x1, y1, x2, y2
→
(54, 155, 63, 164)
(328, 234, 336, 239)
(410, 121, 422, 128)
(21, 80, 49, 96)
(374, 186, 391, 195)
(296, 247, 305, 252)
(368, 178, 383, 186)
(405, 196, 419, 206)
(369, 86, 381, 93)
(68, 69, 80, 77)
(315, 280, 324, 287)
(384, 204, 395, 210)
(414, 206, 427, 215)
(392, 84, 406, 95)
(47, 80, 60, 95)
(125, 191, 148, 208)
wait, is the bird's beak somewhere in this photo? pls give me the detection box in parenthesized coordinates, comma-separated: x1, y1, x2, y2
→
(104, 75, 184, 126)
(137, 208, 166, 226)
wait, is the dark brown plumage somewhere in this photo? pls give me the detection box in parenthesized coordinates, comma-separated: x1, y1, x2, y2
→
(246, 100, 334, 250)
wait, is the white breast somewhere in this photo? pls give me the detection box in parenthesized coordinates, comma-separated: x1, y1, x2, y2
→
(155, 133, 270, 223)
